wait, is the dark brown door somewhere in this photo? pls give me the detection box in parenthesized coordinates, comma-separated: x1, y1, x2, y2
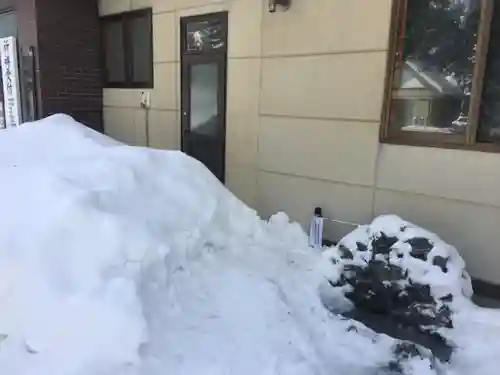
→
(180, 12, 228, 182)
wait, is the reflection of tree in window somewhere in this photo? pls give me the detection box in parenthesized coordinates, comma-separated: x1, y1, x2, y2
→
(391, 0, 480, 133)
(479, 1, 500, 142)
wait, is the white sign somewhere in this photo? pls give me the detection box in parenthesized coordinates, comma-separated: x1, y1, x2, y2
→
(0, 36, 22, 128)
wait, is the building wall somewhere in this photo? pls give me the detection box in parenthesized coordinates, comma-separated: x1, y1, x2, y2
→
(99, 0, 500, 285)
(36, 0, 103, 130)
(2, 0, 40, 121)
(99, 0, 181, 149)
(1, 0, 102, 129)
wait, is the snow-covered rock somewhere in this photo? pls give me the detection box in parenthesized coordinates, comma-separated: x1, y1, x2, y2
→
(322, 215, 475, 362)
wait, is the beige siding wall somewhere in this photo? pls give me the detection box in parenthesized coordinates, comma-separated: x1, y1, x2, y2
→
(256, 0, 390, 241)
(99, 0, 180, 150)
(99, 0, 500, 284)
(375, 145, 500, 283)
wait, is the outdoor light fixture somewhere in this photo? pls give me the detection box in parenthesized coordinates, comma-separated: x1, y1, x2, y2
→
(269, 0, 291, 13)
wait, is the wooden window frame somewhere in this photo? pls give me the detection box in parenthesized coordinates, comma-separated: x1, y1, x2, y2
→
(101, 8, 154, 89)
(380, 0, 500, 153)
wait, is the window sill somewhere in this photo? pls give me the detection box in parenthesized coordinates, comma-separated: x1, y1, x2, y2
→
(381, 136, 500, 154)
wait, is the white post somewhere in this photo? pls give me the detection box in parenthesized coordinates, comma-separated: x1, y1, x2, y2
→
(309, 207, 324, 249)
(0, 36, 22, 128)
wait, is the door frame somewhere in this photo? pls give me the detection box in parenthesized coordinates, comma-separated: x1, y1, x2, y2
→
(180, 11, 228, 182)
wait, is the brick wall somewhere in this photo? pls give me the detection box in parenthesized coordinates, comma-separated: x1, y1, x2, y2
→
(0, 0, 14, 10)
(35, 0, 103, 131)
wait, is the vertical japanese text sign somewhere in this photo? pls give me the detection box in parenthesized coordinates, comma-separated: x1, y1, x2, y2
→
(0, 37, 22, 128)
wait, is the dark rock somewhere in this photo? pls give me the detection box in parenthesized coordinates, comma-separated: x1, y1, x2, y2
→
(327, 232, 455, 361)
(342, 264, 364, 281)
(386, 361, 404, 374)
(440, 293, 453, 303)
(386, 342, 441, 374)
(406, 237, 434, 251)
(343, 308, 453, 363)
(406, 237, 434, 261)
(372, 261, 405, 281)
(403, 282, 434, 305)
(324, 216, 472, 368)
(394, 342, 421, 359)
(338, 244, 354, 260)
(409, 248, 429, 261)
(322, 239, 337, 247)
(328, 274, 347, 288)
(436, 305, 453, 329)
(346, 325, 358, 333)
(394, 302, 453, 331)
(356, 242, 368, 252)
(433, 256, 449, 273)
(372, 233, 398, 256)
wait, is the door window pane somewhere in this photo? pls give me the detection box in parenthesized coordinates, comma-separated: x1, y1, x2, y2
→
(389, 0, 481, 134)
(186, 20, 225, 52)
(103, 20, 125, 83)
(130, 14, 152, 83)
(190, 63, 219, 135)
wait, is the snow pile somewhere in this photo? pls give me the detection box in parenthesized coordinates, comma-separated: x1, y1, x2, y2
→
(323, 216, 475, 363)
(0, 115, 395, 375)
(322, 216, 473, 329)
(322, 216, 500, 372)
(327, 215, 473, 301)
(0, 115, 499, 375)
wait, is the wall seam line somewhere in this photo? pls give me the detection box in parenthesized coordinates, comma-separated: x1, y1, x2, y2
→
(260, 113, 380, 124)
(254, 0, 266, 205)
(174, 0, 227, 12)
(261, 49, 388, 59)
(257, 168, 375, 190)
(374, 186, 500, 211)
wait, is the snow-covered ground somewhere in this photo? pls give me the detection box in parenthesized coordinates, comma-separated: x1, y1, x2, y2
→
(0, 115, 499, 375)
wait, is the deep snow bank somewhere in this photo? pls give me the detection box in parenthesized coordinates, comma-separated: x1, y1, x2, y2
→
(0, 115, 396, 375)
(0, 115, 499, 375)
